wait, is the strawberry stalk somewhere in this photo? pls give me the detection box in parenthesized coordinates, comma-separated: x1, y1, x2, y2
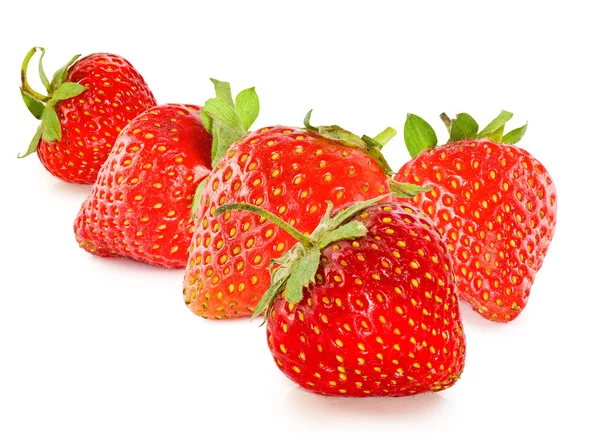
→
(20, 47, 86, 158)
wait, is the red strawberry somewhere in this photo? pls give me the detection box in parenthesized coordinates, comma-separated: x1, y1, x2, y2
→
(216, 197, 466, 396)
(74, 80, 258, 268)
(394, 112, 557, 321)
(74, 104, 212, 268)
(184, 107, 425, 319)
(19, 47, 157, 184)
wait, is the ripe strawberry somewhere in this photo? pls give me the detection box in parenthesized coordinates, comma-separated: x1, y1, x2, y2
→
(394, 112, 557, 322)
(183, 108, 426, 319)
(19, 47, 157, 184)
(74, 80, 258, 268)
(74, 104, 212, 268)
(216, 197, 466, 396)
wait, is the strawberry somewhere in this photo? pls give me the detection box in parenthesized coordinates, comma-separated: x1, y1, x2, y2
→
(184, 104, 426, 319)
(74, 80, 258, 268)
(19, 47, 157, 184)
(394, 112, 557, 321)
(74, 104, 211, 267)
(216, 196, 466, 396)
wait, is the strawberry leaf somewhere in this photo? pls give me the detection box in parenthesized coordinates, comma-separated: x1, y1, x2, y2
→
(50, 54, 81, 92)
(285, 246, 320, 304)
(317, 221, 367, 249)
(202, 98, 244, 130)
(304, 110, 395, 176)
(450, 113, 479, 141)
(235, 87, 259, 131)
(502, 122, 528, 145)
(20, 48, 51, 104)
(328, 194, 389, 229)
(18, 125, 43, 158)
(20, 88, 44, 119)
(211, 121, 244, 166)
(41, 105, 61, 142)
(200, 110, 213, 134)
(404, 113, 438, 158)
(389, 179, 432, 198)
(477, 110, 513, 141)
(209, 78, 234, 107)
(37, 48, 51, 92)
(51, 82, 86, 101)
(201, 81, 260, 167)
(252, 274, 289, 321)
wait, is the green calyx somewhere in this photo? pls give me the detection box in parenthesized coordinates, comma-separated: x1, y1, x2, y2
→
(19, 47, 86, 158)
(200, 78, 260, 167)
(192, 79, 260, 218)
(404, 111, 528, 158)
(303, 110, 396, 176)
(215, 182, 429, 323)
(215, 195, 391, 323)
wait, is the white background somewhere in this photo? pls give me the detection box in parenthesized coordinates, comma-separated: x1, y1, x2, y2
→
(1, 1, 598, 447)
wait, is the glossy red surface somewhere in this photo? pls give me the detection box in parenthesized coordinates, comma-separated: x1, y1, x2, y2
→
(74, 104, 212, 267)
(394, 140, 557, 321)
(184, 126, 390, 319)
(267, 202, 466, 396)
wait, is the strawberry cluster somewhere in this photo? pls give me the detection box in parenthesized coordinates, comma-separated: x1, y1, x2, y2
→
(20, 48, 557, 397)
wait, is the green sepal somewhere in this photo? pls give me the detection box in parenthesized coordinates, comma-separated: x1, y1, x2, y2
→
(209, 78, 234, 107)
(486, 125, 505, 142)
(37, 48, 50, 92)
(235, 87, 260, 131)
(317, 221, 367, 249)
(477, 110, 513, 140)
(202, 98, 244, 130)
(201, 79, 259, 167)
(20, 88, 44, 119)
(327, 195, 389, 230)
(502, 122, 528, 144)
(304, 110, 395, 176)
(49, 54, 80, 92)
(284, 246, 321, 304)
(41, 105, 61, 142)
(191, 178, 208, 219)
(200, 110, 213, 134)
(404, 113, 438, 158)
(252, 273, 289, 322)
(51, 82, 86, 101)
(445, 113, 479, 141)
(388, 179, 432, 198)
(18, 125, 43, 158)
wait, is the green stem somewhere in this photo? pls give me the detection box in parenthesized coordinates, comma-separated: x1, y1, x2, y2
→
(215, 203, 315, 248)
(21, 47, 50, 102)
(372, 127, 397, 147)
(440, 113, 452, 134)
